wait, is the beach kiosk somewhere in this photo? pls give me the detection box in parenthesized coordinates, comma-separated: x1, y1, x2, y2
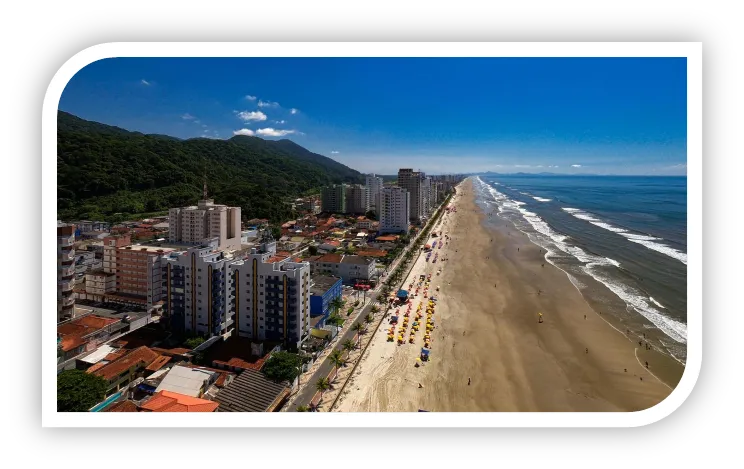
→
(420, 347, 431, 362)
(397, 289, 409, 304)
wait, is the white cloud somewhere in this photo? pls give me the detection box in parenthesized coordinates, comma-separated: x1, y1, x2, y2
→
(202, 124, 207, 128)
(194, 120, 200, 124)
(245, 95, 257, 101)
(258, 100, 280, 108)
(141, 79, 151, 86)
(233, 128, 256, 136)
(235, 110, 267, 122)
(515, 164, 531, 168)
(571, 164, 582, 168)
(290, 108, 299, 114)
(331, 151, 340, 154)
(181, 113, 196, 120)
(537, 165, 543, 168)
(256, 128, 297, 137)
(273, 120, 286, 124)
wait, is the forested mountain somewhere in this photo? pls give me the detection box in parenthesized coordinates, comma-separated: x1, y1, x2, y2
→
(57, 111, 363, 222)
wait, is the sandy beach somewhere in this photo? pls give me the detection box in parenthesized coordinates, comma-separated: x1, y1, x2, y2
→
(335, 179, 684, 412)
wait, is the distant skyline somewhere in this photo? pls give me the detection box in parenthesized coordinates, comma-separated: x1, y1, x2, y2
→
(59, 57, 687, 175)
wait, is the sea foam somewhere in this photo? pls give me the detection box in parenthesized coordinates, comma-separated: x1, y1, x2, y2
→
(532, 196, 552, 202)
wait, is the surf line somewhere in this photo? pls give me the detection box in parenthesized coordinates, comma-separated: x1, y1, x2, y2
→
(634, 347, 672, 391)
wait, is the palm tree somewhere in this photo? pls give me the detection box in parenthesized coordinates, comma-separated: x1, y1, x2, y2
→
(329, 349, 346, 376)
(296, 405, 310, 412)
(342, 339, 356, 353)
(352, 322, 365, 346)
(330, 296, 344, 316)
(366, 313, 375, 324)
(315, 377, 331, 402)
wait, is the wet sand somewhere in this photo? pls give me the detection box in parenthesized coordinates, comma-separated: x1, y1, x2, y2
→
(336, 179, 680, 412)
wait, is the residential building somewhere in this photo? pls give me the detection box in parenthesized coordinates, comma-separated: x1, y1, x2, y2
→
(75, 250, 102, 276)
(365, 173, 384, 213)
(107, 237, 172, 309)
(168, 189, 241, 251)
(321, 184, 346, 213)
(140, 390, 219, 412)
(57, 223, 76, 323)
(355, 216, 374, 231)
(309, 275, 343, 325)
(214, 367, 290, 412)
(230, 233, 312, 350)
(161, 241, 234, 339)
(154, 364, 218, 397)
(310, 253, 377, 285)
(345, 184, 368, 214)
(84, 269, 117, 296)
(72, 220, 110, 236)
(378, 186, 410, 234)
(90, 346, 165, 396)
(397, 168, 426, 222)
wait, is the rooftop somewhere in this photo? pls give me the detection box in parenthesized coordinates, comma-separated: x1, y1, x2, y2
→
(92, 346, 160, 381)
(200, 336, 272, 371)
(104, 400, 139, 413)
(214, 368, 290, 412)
(340, 255, 375, 266)
(315, 253, 343, 264)
(310, 275, 342, 295)
(154, 364, 216, 397)
(140, 390, 219, 412)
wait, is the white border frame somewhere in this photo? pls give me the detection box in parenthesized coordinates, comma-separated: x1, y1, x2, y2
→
(43, 42, 701, 427)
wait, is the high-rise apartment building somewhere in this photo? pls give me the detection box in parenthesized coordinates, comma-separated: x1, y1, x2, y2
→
(102, 234, 172, 310)
(321, 184, 346, 213)
(230, 234, 311, 350)
(365, 174, 384, 213)
(397, 168, 426, 222)
(161, 241, 234, 338)
(345, 184, 368, 215)
(378, 186, 410, 234)
(168, 189, 241, 251)
(57, 223, 76, 323)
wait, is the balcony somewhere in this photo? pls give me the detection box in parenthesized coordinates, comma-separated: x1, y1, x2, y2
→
(58, 265, 75, 277)
(61, 296, 75, 307)
(58, 251, 74, 262)
(57, 236, 74, 247)
(58, 279, 73, 292)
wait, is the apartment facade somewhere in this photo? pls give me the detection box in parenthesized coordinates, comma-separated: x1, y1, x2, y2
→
(310, 253, 377, 285)
(161, 241, 234, 338)
(397, 168, 426, 222)
(365, 174, 384, 213)
(378, 186, 411, 234)
(230, 236, 311, 350)
(84, 269, 117, 296)
(57, 224, 76, 323)
(320, 184, 346, 213)
(169, 198, 241, 251)
(345, 184, 368, 215)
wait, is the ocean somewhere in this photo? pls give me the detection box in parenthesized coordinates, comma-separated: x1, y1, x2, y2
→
(473, 175, 688, 364)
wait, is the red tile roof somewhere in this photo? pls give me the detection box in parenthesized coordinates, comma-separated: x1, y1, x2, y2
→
(146, 355, 172, 372)
(266, 255, 288, 264)
(92, 346, 160, 381)
(85, 361, 107, 374)
(356, 249, 387, 258)
(316, 253, 343, 263)
(376, 235, 398, 242)
(150, 347, 191, 356)
(140, 390, 219, 412)
(104, 400, 139, 412)
(57, 315, 119, 352)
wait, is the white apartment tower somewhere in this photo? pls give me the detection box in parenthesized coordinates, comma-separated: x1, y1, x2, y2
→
(230, 233, 312, 350)
(345, 184, 368, 215)
(169, 183, 241, 251)
(378, 186, 411, 234)
(365, 174, 384, 214)
(161, 240, 234, 339)
(57, 223, 76, 323)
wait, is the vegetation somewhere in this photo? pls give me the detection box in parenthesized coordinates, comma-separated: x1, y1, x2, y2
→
(262, 351, 303, 383)
(57, 370, 109, 412)
(308, 245, 318, 256)
(315, 377, 331, 399)
(57, 111, 363, 222)
(296, 405, 310, 412)
(329, 349, 346, 373)
(342, 339, 356, 353)
(364, 210, 377, 220)
(326, 313, 344, 327)
(183, 336, 205, 349)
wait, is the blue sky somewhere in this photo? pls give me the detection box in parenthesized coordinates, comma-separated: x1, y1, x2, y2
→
(59, 58, 687, 175)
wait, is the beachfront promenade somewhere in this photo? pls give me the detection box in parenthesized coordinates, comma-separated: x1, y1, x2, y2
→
(287, 193, 454, 412)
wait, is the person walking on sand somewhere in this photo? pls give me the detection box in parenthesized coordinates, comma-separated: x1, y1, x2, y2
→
(468, 378, 471, 386)
(586, 348, 589, 354)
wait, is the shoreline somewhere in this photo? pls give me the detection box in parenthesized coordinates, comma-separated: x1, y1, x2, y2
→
(335, 179, 682, 412)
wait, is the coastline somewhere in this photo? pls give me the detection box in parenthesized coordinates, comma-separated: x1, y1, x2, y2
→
(335, 178, 683, 412)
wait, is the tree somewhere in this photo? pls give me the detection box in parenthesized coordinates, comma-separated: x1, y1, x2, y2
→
(57, 370, 109, 412)
(366, 313, 375, 324)
(296, 405, 310, 412)
(316, 377, 331, 401)
(364, 210, 377, 221)
(308, 245, 318, 256)
(262, 351, 303, 383)
(184, 336, 205, 349)
(330, 297, 344, 316)
(370, 305, 380, 315)
(342, 339, 356, 353)
(352, 322, 365, 345)
(329, 349, 346, 374)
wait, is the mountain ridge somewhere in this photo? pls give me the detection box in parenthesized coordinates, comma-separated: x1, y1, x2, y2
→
(56, 111, 364, 222)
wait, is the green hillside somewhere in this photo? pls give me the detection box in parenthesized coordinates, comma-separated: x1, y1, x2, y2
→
(57, 111, 364, 222)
